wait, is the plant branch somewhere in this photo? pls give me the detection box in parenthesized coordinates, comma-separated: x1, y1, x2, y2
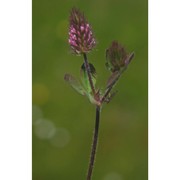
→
(86, 106, 100, 180)
(83, 53, 96, 96)
(100, 73, 121, 103)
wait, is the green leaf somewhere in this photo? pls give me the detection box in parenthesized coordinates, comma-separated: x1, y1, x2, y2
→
(64, 73, 86, 96)
(87, 94, 100, 105)
(80, 63, 96, 93)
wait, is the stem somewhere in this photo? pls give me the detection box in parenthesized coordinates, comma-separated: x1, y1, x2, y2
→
(100, 73, 121, 103)
(86, 106, 100, 180)
(100, 85, 114, 103)
(83, 53, 96, 96)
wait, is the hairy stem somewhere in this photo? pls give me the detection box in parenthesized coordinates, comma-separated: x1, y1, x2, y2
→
(100, 73, 121, 103)
(83, 53, 96, 96)
(86, 106, 100, 180)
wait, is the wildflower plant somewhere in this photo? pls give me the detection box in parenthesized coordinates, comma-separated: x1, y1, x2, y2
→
(64, 7, 134, 180)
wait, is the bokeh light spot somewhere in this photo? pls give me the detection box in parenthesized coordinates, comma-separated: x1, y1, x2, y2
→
(50, 127, 71, 148)
(103, 172, 122, 180)
(34, 119, 56, 140)
(32, 105, 43, 125)
(32, 83, 49, 105)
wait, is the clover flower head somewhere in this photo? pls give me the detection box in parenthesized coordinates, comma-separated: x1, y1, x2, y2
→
(69, 8, 96, 54)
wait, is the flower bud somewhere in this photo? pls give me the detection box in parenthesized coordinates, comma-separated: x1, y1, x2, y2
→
(106, 41, 133, 73)
(106, 41, 127, 72)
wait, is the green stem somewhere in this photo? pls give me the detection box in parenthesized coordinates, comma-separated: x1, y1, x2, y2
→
(86, 106, 101, 180)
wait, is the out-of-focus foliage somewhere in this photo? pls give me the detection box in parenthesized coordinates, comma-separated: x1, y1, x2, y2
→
(32, 0, 148, 179)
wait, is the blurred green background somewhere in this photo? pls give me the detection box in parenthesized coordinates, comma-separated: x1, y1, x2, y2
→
(32, 0, 147, 179)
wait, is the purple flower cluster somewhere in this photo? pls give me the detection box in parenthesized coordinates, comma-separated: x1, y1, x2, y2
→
(69, 8, 96, 54)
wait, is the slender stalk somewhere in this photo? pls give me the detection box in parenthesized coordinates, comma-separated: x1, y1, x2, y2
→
(100, 73, 121, 103)
(83, 53, 96, 96)
(100, 85, 114, 103)
(86, 106, 100, 180)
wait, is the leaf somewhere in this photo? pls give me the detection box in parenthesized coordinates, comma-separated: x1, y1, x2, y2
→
(64, 73, 86, 95)
(87, 94, 100, 106)
(80, 63, 96, 93)
(106, 71, 120, 89)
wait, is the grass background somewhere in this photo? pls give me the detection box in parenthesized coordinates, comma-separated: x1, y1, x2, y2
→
(32, 0, 148, 179)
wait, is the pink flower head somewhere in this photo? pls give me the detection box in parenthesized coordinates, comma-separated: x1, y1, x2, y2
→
(69, 8, 96, 54)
